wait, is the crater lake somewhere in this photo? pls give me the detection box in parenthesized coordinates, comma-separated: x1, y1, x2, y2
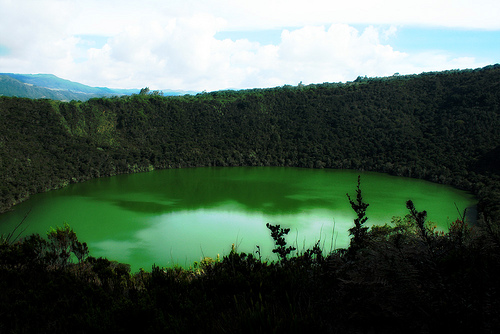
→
(0, 167, 476, 271)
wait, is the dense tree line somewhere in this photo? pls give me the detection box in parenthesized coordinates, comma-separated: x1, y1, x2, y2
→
(1, 65, 499, 219)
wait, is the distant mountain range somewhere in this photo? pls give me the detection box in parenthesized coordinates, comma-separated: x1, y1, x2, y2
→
(0, 73, 197, 101)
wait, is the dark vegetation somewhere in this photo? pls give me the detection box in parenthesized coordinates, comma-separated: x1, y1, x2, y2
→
(1, 65, 499, 218)
(1, 65, 500, 332)
(1, 184, 500, 333)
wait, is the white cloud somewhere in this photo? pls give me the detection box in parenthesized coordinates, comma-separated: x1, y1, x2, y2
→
(0, 0, 497, 90)
(212, 0, 500, 30)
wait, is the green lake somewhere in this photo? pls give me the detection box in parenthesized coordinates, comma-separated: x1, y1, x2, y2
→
(0, 167, 476, 271)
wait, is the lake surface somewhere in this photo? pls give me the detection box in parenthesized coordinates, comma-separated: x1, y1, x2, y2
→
(0, 167, 476, 271)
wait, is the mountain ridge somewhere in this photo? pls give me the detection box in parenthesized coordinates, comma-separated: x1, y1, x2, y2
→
(0, 73, 197, 101)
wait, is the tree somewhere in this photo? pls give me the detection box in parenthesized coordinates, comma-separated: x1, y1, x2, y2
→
(150, 90, 164, 96)
(347, 175, 369, 254)
(406, 200, 433, 247)
(46, 223, 89, 267)
(266, 223, 296, 261)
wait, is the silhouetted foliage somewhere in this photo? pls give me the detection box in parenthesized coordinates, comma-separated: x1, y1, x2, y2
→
(46, 223, 89, 267)
(347, 175, 369, 254)
(1, 197, 500, 333)
(266, 223, 296, 260)
(406, 199, 433, 247)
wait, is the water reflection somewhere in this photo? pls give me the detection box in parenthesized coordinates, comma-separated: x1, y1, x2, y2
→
(110, 199, 177, 214)
(90, 205, 350, 269)
(0, 167, 477, 272)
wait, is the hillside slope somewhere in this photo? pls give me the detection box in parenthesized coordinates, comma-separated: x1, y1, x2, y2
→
(0, 73, 197, 101)
(0, 73, 132, 101)
(0, 74, 104, 101)
(0, 65, 499, 219)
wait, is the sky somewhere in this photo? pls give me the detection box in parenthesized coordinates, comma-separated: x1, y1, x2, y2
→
(0, 0, 499, 92)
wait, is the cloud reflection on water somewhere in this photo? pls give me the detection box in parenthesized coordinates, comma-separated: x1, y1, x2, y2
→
(90, 203, 354, 271)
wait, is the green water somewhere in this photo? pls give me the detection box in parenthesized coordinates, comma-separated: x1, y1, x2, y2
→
(0, 167, 476, 271)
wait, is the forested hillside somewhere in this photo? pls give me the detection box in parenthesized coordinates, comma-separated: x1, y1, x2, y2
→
(1, 65, 499, 219)
(2, 65, 500, 333)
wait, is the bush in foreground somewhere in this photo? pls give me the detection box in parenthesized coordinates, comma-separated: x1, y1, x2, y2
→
(1, 184, 500, 333)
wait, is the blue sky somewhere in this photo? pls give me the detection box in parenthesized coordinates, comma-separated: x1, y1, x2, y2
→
(389, 28, 500, 61)
(217, 26, 500, 64)
(0, 0, 499, 91)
